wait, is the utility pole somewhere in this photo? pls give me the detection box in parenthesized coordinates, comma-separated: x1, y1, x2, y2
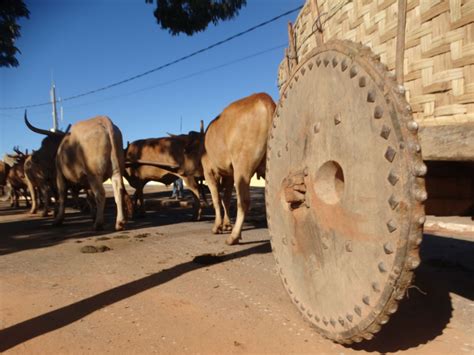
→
(59, 97, 64, 124)
(50, 84, 58, 132)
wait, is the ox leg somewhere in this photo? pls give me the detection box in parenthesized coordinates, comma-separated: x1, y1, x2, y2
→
(182, 176, 202, 221)
(197, 178, 210, 206)
(70, 188, 80, 210)
(26, 179, 37, 214)
(111, 173, 126, 231)
(226, 176, 250, 245)
(89, 179, 106, 231)
(221, 176, 234, 232)
(9, 186, 15, 208)
(205, 170, 224, 234)
(13, 189, 19, 208)
(23, 189, 30, 208)
(53, 174, 67, 226)
(40, 185, 51, 217)
(133, 182, 146, 218)
(85, 189, 96, 218)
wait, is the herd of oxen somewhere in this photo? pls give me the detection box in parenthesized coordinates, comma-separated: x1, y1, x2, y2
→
(0, 93, 275, 245)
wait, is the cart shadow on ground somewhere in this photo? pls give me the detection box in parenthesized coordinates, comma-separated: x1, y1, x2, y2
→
(0, 241, 272, 352)
(349, 234, 474, 353)
(0, 187, 267, 256)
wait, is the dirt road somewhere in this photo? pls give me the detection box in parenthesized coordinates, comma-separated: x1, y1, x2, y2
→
(0, 186, 473, 354)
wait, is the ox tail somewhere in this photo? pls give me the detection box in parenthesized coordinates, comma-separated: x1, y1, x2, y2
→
(105, 119, 134, 220)
(123, 191, 133, 220)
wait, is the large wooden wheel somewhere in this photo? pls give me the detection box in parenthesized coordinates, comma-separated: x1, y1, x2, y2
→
(266, 40, 426, 343)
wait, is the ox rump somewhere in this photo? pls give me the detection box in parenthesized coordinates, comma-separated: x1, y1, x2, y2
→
(25, 113, 132, 230)
(201, 93, 275, 245)
(124, 129, 204, 220)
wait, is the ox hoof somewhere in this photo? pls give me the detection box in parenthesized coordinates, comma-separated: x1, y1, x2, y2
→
(94, 223, 104, 231)
(212, 225, 223, 234)
(225, 235, 241, 246)
(41, 211, 49, 217)
(115, 221, 126, 231)
(223, 224, 233, 232)
(29, 210, 37, 215)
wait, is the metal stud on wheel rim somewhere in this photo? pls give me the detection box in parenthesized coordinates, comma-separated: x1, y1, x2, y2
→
(266, 41, 426, 343)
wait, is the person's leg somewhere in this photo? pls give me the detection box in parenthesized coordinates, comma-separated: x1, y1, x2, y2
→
(177, 178, 184, 199)
(171, 180, 177, 198)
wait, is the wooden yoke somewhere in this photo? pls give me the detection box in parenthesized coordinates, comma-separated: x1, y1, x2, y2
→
(309, 0, 324, 46)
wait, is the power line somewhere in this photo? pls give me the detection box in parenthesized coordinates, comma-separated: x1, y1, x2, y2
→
(61, 43, 286, 111)
(1, 5, 302, 111)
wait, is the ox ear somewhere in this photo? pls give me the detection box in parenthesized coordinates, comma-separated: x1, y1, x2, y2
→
(64, 124, 71, 134)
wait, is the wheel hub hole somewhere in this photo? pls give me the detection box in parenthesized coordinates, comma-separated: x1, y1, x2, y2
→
(314, 161, 344, 205)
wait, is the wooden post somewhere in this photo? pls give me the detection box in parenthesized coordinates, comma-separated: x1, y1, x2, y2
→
(396, 0, 407, 85)
(309, 0, 324, 46)
(287, 22, 298, 72)
(285, 48, 291, 78)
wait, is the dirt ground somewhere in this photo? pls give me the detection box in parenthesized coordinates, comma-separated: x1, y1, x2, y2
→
(0, 185, 473, 354)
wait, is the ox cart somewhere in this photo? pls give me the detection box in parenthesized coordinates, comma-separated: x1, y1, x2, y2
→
(266, 0, 474, 344)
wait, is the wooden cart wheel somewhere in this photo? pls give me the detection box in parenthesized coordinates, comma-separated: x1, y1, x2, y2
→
(266, 40, 426, 343)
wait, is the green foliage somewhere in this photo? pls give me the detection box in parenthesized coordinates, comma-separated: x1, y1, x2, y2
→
(0, 0, 29, 67)
(148, 0, 247, 35)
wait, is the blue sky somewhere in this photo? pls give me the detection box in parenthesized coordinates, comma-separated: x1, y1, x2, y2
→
(0, 0, 303, 157)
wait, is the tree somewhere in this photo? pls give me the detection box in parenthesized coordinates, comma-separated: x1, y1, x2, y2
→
(147, 0, 247, 36)
(0, 0, 29, 67)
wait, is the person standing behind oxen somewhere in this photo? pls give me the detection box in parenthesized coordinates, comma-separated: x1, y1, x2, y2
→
(171, 178, 184, 199)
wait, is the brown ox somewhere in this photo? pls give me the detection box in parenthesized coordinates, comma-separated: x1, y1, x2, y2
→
(152, 93, 275, 244)
(53, 116, 132, 230)
(0, 160, 8, 196)
(124, 129, 204, 220)
(5, 149, 30, 208)
(24, 113, 70, 216)
(201, 93, 275, 245)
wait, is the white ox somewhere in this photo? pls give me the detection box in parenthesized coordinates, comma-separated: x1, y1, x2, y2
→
(53, 116, 132, 230)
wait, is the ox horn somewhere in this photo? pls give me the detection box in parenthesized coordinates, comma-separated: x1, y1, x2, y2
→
(64, 124, 71, 134)
(200, 120, 204, 134)
(13, 146, 24, 156)
(24, 110, 63, 137)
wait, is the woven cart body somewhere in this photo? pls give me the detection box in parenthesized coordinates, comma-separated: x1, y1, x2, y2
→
(278, 0, 474, 161)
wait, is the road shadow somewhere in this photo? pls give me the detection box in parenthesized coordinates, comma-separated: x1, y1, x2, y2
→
(0, 195, 196, 256)
(0, 241, 271, 352)
(0, 186, 267, 256)
(349, 234, 474, 353)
